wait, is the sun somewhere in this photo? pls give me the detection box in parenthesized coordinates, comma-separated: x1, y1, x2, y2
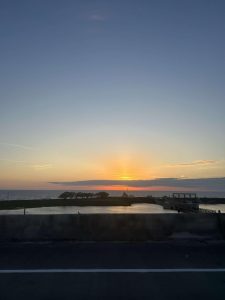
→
(119, 175, 133, 180)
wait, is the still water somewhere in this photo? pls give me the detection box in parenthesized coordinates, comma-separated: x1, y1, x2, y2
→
(0, 203, 176, 215)
(1, 204, 225, 215)
(199, 204, 225, 213)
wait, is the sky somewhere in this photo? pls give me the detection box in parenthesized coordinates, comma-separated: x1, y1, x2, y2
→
(0, 0, 225, 191)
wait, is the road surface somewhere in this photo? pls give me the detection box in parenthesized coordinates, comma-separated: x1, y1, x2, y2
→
(0, 241, 225, 299)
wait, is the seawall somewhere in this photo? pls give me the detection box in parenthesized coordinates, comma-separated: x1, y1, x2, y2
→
(0, 213, 225, 241)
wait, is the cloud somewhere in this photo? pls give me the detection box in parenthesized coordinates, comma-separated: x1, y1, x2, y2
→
(167, 160, 220, 167)
(0, 159, 52, 170)
(0, 159, 28, 164)
(32, 164, 53, 171)
(0, 142, 35, 151)
(49, 177, 225, 191)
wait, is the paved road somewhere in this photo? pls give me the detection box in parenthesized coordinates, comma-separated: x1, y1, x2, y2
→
(0, 241, 225, 299)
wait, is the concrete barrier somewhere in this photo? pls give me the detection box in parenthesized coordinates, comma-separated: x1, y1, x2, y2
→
(0, 213, 224, 241)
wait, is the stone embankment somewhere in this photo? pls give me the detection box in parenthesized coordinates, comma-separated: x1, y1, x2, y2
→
(0, 213, 224, 241)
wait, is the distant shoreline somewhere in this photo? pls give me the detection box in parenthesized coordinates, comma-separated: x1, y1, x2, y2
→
(0, 196, 225, 210)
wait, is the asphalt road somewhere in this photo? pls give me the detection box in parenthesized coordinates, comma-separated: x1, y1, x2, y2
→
(0, 241, 225, 299)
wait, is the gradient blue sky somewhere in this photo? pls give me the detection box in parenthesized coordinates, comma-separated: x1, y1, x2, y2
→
(0, 0, 225, 189)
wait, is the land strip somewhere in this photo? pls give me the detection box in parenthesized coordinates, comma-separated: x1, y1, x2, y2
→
(0, 196, 225, 210)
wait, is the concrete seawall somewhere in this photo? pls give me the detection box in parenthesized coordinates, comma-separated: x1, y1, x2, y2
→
(0, 213, 225, 241)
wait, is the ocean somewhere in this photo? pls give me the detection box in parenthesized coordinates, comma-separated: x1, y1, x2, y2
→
(0, 189, 225, 200)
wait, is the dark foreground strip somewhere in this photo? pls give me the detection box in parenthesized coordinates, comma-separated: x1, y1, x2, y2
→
(1, 268, 225, 273)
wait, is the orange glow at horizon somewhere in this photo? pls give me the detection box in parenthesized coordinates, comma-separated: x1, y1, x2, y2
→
(102, 154, 153, 182)
(71, 185, 187, 192)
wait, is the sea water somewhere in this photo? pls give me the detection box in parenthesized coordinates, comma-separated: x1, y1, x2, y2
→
(0, 189, 225, 200)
